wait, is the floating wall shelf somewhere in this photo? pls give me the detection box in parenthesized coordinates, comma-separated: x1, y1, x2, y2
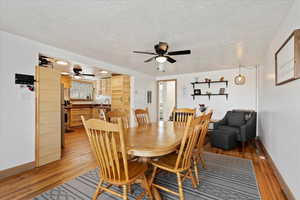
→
(191, 93, 229, 100)
(191, 80, 228, 88)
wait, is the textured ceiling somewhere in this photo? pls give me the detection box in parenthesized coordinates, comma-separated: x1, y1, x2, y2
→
(0, 0, 294, 76)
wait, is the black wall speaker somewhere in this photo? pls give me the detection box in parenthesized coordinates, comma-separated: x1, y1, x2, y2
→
(15, 73, 34, 85)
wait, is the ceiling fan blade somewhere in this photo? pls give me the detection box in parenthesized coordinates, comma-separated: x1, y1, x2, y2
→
(133, 51, 157, 55)
(144, 56, 156, 63)
(166, 56, 176, 63)
(81, 73, 95, 77)
(167, 50, 191, 56)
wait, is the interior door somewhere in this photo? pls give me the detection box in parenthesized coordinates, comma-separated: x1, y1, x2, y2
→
(157, 80, 177, 121)
(35, 66, 61, 167)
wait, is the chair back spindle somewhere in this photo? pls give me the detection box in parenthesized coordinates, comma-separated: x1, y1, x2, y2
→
(172, 108, 196, 125)
(195, 114, 210, 153)
(106, 110, 129, 129)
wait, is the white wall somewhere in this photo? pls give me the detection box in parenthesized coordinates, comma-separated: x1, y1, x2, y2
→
(259, 0, 300, 198)
(131, 76, 157, 125)
(157, 67, 258, 120)
(0, 31, 156, 170)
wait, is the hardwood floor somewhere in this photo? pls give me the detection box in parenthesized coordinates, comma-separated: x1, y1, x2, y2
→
(0, 128, 287, 200)
(205, 140, 288, 200)
(0, 128, 97, 200)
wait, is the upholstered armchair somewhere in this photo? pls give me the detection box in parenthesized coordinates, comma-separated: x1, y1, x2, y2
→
(213, 110, 257, 151)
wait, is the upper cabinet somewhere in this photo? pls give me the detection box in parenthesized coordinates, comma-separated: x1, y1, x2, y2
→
(70, 80, 94, 101)
(96, 78, 111, 96)
(61, 75, 71, 88)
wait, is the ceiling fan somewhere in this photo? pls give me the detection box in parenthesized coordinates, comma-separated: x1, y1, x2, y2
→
(72, 65, 95, 77)
(133, 42, 191, 64)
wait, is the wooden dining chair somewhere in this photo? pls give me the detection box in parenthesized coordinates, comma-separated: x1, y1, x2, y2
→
(149, 116, 204, 200)
(106, 110, 130, 128)
(172, 108, 196, 125)
(192, 112, 211, 184)
(206, 110, 213, 121)
(134, 108, 150, 126)
(81, 117, 152, 200)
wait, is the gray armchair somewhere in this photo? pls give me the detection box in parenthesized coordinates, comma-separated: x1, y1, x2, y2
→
(213, 110, 257, 151)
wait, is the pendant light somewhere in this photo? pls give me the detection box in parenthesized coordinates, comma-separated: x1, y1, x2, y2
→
(234, 65, 246, 85)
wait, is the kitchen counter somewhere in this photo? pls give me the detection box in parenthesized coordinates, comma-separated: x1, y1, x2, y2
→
(68, 104, 111, 127)
(70, 103, 111, 108)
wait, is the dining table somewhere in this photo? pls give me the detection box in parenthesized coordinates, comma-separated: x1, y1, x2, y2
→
(125, 121, 186, 156)
(124, 121, 187, 199)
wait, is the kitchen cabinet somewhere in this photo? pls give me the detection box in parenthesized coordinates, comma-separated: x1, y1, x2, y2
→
(70, 80, 94, 101)
(111, 75, 130, 117)
(70, 104, 111, 127)
(70, 107, 92, 127)
(61, 75, 71, 88)
(96, 78, 111, 96)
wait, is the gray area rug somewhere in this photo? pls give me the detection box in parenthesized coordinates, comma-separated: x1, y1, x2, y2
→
(33, 152, 261, 200)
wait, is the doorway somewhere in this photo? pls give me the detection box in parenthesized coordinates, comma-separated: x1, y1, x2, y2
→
(35, 54, 133, 167)
(157, 79, 177, 121)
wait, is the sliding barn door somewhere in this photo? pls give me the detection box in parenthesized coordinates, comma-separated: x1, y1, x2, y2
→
(35, 66, 61, 167)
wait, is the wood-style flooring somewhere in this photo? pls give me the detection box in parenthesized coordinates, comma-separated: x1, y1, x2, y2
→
(0, 127, 287, 200)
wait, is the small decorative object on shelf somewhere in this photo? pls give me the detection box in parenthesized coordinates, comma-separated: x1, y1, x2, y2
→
(219, 88, 225, 94)
(205, 78, 211, 82)
(194, 89, 201, 95)
(206, 91, 212, 95)
(219, 77, 225, 81)
(199, 104, 207, 113)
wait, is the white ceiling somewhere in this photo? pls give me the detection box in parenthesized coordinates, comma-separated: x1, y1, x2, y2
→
(0, 0, 294, 76)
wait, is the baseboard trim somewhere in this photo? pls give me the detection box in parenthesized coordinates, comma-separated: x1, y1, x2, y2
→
(257, 139, 295, 200)
(0, 161, 35, 180)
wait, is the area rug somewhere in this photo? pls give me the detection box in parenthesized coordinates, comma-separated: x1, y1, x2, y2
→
(33, 152, 261, 200)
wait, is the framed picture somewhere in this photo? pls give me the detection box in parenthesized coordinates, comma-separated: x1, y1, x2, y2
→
(275, 29, 300, 85)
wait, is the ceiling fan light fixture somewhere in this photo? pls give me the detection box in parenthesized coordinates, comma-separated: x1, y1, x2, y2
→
(73, 75, 81, 79)
(61, 72, 70, 75)
(155, 56, 167, 63)
(56, 60, 68, 65)
(100, 70, 108, 74)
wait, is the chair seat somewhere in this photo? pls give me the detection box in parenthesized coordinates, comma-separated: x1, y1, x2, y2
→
(105, 160, 148, 184)
(151, 152, 184, 172)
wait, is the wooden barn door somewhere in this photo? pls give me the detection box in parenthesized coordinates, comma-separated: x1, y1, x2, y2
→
(35, 66, 61, 167)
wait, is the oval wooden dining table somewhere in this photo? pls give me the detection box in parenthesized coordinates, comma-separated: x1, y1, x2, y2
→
(124, 121, 187, 199)
(125, 121, 186, 157)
